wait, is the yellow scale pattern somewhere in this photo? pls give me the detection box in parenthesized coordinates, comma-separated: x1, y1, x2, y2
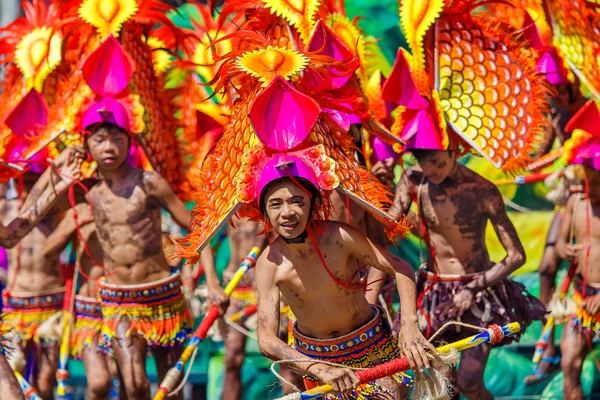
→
(437, 18, 535, 168)
(547, 0, 600, 100)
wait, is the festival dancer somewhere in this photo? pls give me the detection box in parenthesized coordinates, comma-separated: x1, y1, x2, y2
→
(554, 100, 600, 400)
(255, 168, 434, 398)
(369, 1, 555, 397)
(1, 148, 84, 400)
(388, 144, 546, 399)
(0, 150, 82, 400)
(175, 36, 431, 400)
(76, 119, 221, 399)
(42, 203, 113, 399)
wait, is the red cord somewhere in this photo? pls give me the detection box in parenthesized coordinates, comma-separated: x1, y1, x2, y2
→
(306, 224, 365, 290)
(583, 175, 590, 296)
(52, 163, 121, 283)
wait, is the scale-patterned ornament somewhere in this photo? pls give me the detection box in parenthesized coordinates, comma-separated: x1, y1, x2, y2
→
(547, 0, 600, 100)
(437, 18, 537, 168)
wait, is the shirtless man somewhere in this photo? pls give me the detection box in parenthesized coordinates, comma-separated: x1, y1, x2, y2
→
(50, 119, 224, 399)
(43, 203, 111, 400)
(556, 165, 600, 400)
(256, 172, 434, 398)
(388, 148, 546, 399)
(1, 148, 84, 400)
(0, 148, 83, 400)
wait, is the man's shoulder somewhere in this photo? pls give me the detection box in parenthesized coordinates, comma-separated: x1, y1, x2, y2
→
(458, 166, 496, 190)
(402, 166, 423, 181)
(140, 170, 170, 194)
(256, 244, 279, 273)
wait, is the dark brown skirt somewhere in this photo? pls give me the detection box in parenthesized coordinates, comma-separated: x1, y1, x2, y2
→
(414, 267, 546, 346)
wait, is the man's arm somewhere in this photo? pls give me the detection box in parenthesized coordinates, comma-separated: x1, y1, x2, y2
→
(465, 185, 525, 292)
(148, 172, 226, 308)
(43, 204, 93, 256)
(0, 154, 82, 248)
(150, 172, 191, 228)
(339, 224, 435, 371)
(388, 171, 414, 220)
(555, 194, 584, 261)
(21, 146, 88, 213)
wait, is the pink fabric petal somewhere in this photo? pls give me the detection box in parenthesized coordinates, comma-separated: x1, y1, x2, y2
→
(82, 35, 135, 97)
(81, 97, 130, 132)
(3, 88, 48, 137)
(249, 76, 321, 152)
(372, 136, 399, 163)
(403, 110, 444, 150)
(257, 154, 319, 201)
(382, 49, 429, 110)
(574, 142, 600, 171)
(565, 100, 600, 138)
(307, 20, 358, 90)
(537, 51, 570, 85)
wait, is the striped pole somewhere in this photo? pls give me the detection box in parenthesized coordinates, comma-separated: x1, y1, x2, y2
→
(56, 263, 78, 399)
(153, 247, 261, 400)
(275, 322, 521, 400)
(15, 371, 42, 400)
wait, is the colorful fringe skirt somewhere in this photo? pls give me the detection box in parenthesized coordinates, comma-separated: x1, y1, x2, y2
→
(71, 295, 104, 359)
(1, 287, 65, 346)
(569, 277, 600, 339)
(416, 266, 546, 345)
(294, 305, 411, 399)
(97, 273, 193, 354)
(230, 283, 256, 309)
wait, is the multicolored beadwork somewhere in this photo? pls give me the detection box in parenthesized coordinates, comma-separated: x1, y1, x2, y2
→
(98, 273, 192, 355)
(294, 306, 413, 399)
(71, 295, 104, 359)
(569, 279, 600, 340)
(1, 287, 65, 345)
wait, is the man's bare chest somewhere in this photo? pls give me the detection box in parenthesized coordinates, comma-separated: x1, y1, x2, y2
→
(90, 187, 156, 226)
(419, 186, 482, 231)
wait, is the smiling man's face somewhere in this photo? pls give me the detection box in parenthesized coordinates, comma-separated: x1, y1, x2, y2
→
(263, 179, 313, 240)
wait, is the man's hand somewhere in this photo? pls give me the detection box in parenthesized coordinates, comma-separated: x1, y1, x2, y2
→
(53, 145, 85, 168)
(371, 158, 395, 187)
(559, 243, 585, 262)
(181, 262, 195, 290)
(398, 320, 437, 372)
(308, 363, 360, 394)
(581, 293, 600, 316)
(452, 288, 475, 315)
(56, 150, 83, 186)
(206, 285, 230, 316)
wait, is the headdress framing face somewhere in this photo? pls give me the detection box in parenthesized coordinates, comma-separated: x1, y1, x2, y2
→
(177, 1, 410, 260)
(1, 0, 191, 191)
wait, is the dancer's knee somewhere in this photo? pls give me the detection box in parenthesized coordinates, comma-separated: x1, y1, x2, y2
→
(87, 368, 112, 399)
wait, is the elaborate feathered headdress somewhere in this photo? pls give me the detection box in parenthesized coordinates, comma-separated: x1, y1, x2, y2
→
(380, 0, 552, 172)
(177, 0, 409, 260)
(1, 0, 190, 191)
